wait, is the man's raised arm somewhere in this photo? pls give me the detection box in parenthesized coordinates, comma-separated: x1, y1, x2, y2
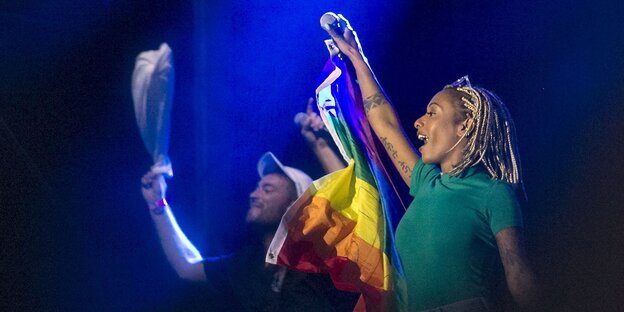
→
(141, 171, 206, 282)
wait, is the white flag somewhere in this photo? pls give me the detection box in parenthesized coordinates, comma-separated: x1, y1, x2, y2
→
(132, 43, 174, 177)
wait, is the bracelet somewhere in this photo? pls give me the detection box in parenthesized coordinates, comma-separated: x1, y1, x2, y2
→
(151, 198, 168, 215)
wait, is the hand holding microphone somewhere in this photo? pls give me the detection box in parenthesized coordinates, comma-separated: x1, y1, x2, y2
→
(319, 12, 365, 63)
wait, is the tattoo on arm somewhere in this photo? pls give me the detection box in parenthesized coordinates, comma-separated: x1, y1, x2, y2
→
(380, 136, 398, 159)
(501, 246, 521, 268)
(497, 229, 538, 305)
(363, 92, 388, 113)
(380, 136, 412, 178)
(398, 160, 412, 179)
(499, 234, 530, 277)
(500, 244, 535, 300)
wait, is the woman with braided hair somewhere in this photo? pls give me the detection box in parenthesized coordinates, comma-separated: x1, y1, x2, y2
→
(323, 15, 538, 311)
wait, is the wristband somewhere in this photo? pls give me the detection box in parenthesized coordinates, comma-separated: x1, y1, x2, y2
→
(151, 198, 168, 215)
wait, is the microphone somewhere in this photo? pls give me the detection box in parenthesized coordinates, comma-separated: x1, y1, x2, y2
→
(294, 112, 329, 134)
(320, 12, 347, 35)
(293, 112, 308, 127)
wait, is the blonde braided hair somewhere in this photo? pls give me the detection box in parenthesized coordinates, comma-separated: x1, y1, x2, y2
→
(443, 76, 523, 187)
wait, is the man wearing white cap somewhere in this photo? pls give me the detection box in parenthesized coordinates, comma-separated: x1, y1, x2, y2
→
(140, 152, 356, 311)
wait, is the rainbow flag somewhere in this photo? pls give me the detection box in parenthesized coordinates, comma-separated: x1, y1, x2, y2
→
(266, 41, 407, 311)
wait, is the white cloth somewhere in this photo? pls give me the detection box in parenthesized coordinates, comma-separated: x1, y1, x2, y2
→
(132, 43, 174, 177)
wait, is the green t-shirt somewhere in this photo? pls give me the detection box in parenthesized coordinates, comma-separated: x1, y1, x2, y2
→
(395, 159, 522, 310)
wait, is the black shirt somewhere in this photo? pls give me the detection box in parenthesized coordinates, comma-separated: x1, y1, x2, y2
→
(202, 243, 359, 312)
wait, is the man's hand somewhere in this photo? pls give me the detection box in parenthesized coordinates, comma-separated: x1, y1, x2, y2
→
(141, 171, 167, 209)
(298, 98, 346, 174)
(299, 98, 327, 146)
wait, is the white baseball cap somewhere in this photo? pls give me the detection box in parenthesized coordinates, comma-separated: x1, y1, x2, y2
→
(257, 152, 312, 197)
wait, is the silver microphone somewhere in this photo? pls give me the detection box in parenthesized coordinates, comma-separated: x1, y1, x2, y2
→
(293, 112, 308, 127)
(294, 112, 329, 133)
(320, 12, 347, 34)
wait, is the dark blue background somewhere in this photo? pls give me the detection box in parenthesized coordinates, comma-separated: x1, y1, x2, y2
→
(2, 0, 623, 310)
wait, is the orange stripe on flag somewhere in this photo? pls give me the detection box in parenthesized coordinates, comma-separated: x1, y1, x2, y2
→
(283, 196, 386, 291)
